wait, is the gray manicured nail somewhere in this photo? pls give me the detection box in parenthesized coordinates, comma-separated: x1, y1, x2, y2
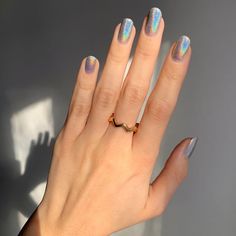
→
(118, 18, 133, 43)
(183, 137, 198, 159)
(145, 7, 162, 36)
(172, 35, 191, 61)
(85, 55, 97, 73)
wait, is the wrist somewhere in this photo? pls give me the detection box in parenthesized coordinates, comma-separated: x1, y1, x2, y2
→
(19, 202, 112, 236)
(19, 203, 58, 236)
(18, 207, 43, 236)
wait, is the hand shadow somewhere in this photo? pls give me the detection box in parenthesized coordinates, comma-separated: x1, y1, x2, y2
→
(0, 131, 55, 235)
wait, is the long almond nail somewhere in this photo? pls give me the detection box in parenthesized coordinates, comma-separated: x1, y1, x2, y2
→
(85, 56, 97, 74)
(145, 7, 162, 36)
(183, 137, 198, 159)
(172, 35, 191, 61)
(118, 18, 133, 44)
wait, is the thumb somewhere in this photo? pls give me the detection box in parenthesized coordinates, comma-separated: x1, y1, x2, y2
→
(141, 137, 198, 220)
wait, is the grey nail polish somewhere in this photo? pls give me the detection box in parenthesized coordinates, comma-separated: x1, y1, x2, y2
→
(183, 137, 198, 159)
(172, 35, 191, 61)
(118, 18, 133, 43)
(145, 7, 162, 36)
(85, 55, 97, 73)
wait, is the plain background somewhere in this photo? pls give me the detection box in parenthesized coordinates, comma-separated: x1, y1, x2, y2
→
(1, 0, 236, 235)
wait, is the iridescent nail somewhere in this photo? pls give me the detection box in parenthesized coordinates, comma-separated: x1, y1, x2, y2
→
(85, 55, 97, 73)
(145, 7, 162, 36)
(172, 35, 191, 61)
(118, 18, 133, 43)
(183, 137, 198, 159)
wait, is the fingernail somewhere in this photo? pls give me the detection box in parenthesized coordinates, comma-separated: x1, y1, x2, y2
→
(172, 35, 191, 61)
(145, 7, 162, 36)
(183, 137, 198, 159)
(85, 55, 97, 73)
(118, 18, 133, 44)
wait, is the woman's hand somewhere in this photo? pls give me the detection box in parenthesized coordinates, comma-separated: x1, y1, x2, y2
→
(20, 7, 197, 236)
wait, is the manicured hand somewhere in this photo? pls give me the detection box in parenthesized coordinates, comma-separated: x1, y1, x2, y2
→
(19, 7, 198, 236)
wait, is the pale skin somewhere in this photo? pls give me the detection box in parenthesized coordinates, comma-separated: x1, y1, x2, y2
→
(19, 8, 194, 236)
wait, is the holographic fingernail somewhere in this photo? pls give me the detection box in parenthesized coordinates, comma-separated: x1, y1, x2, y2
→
(183, 137, 198, 159)
(85, 55, 97, 73)
(145, 7, 162, 36)
(172, 35, 191, 61)
(118, 18, 133, 43)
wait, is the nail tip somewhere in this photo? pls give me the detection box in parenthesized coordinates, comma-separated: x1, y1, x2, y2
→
(150, 7, 162, 19)
(87, 55, 97, 60)
(186, 137, 198, 159)
(179, 35, 191, 48)
(123, 17, 134, 24)
(191, 136, 199, 148)
(150, 7, 162, 15)
(181, 34, 190, 40)
(184, 35, 191, 45)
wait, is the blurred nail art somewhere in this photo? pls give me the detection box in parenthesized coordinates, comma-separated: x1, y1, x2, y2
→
(118, 18, 133, 43)
(145, 7, 162, 36)
(183, 137, 198, 159)
(85, 55, 97, 73)
(172, 35, 191, 61)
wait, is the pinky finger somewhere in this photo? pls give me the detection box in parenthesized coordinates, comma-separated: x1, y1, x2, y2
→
(140, 137, 198, 220)
(64, 55, 99, 140)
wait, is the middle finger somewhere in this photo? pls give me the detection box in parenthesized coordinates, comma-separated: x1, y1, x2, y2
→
(106, 7, 164, 136)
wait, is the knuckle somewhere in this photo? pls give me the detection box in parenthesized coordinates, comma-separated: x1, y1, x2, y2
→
(147, 98, 173, 122)
(53, 128, 75, 156)
(78, 79, 94, 91)
(96, 87, 116, 109)
(172, 166, 188, 185)
(53, 130, 64, 153)
(108, 48, 126, 64)
(173, 170, 184, 186)
(122, 83, 147, 105)
(136, 44, 155, 59)
(146, 187, 167, 218)
(163, 66, 180, 82)
(71, 102, 90, 117)
(155, 202, 167, 216)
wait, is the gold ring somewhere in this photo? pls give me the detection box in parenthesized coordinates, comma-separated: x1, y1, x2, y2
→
(108, 113, 139, 133)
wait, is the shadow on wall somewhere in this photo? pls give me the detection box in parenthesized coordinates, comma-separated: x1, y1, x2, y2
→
(0, 130, 54, 234)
